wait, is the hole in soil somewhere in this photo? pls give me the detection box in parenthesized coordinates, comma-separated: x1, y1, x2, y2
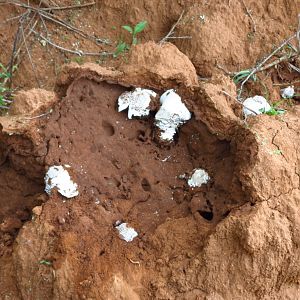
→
(0, 162, 44, 223)
(4, 80, 247, 236)
(198, 210, 214, 221)
(102, 120, 115, 136)
(137, 130, 147, 142)
(0, 151, 44, 250)
(141, 178, 151, 191)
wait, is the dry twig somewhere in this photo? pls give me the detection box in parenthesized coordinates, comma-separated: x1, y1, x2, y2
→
(41, 1, 95, 11)
(160, 11, 191, 43)
(22, 109, 53, 120)
(221, 90, 258, 116)
(237, 31, 299, 100)
(273, 80, 300, 86)
(297, 14, 300, 53)
(258, 53, 298, 72)
(21, 24, 41, 87)
(32, 30, 112, 57)
(240, 0, 256, 33)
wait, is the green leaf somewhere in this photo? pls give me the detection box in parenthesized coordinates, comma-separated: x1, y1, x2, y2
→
(273, 149, 283, 155)
(232, 69, 257, 84)
(122, 25, 133, 34)
(39, 260, 52, 266)
(113, 41, 128, 58)
(133, 21, 147, 35)
(0, 63, 7, 73)
(260, 106, 285, 116)
(0, 95, 4, 106)
(0, 86, 8, 93)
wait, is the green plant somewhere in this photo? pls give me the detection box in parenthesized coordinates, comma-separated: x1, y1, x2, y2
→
(0, 63, 14, 107)
(232, 69, 257, 84)
(114, 21, 147, 57)
(260, 101, 285, 116)
(114, 41, 130, 57)
(71, 56, 84, 65)
(122, 21, 147, 45)
(39, 259, 52, 266)
(273, 149, 283, 155)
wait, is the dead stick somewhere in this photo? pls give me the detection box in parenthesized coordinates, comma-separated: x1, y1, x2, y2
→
(238, 32, 298, 99)
(21, 24, 41, 87)
(160, 11, 185, 44)
(164, 36, 192, 39)
(240, 0, 256, 33)
(257, 53, 298, 72)
(22, 109, 52, 120)
(42, 2, 95, 11)
(32, 30, 113, 56)
(10, 15, 39, 74)
(297, 14, 300, 53)
(273, 80, 300, 86)
(221, 90, 258, 116)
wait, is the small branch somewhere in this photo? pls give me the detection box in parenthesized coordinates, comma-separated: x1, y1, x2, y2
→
(164, 36, 192, 39)
(240, 0, 256, 33)
(5, 2, 110, 45)
(288, 62, 300, 74)
(297, 14, 300, 53)
(258, 53, 298, 72)
(160, 10, 186, 44)
(273, 80, 300, 86)
(41, 1, 95, 11)
(32, 30, 113, 57)
(22, 109, 53, 120)
(2, 98, 13, 104)
(221, 90, 258, 116)
(216, 63, 235, 76)
(8, 14, 39, 89)
(237, 31, 299, 100)
(21, 24, 41, 87)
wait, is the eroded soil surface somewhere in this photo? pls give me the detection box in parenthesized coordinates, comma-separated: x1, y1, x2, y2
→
(0, 0, 300, 299)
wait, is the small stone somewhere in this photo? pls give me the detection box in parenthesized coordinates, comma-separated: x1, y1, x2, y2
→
(32, 206, 43, 216)
(57, 216, 66, 225)
(0, 217, 22, 233)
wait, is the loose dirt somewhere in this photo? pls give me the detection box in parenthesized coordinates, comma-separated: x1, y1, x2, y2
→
(0, 1, 300, 299)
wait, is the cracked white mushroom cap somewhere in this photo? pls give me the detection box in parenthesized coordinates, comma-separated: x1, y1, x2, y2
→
(242, 96, 271, 116)
(115, 222, 138, 242)
(188, 169, 210, 188)
(45, 165, 79, 199)
(281, 86, 294, 99)
(155, 89, 191, 141)
(118, 88, 157, 119)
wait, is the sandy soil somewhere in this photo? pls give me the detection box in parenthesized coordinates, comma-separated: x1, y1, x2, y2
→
(0, 1, 300, 299)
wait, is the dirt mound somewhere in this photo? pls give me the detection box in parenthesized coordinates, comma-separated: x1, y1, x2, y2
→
(0, 1, 300, 299)
(0, 39, 298, 299)
(120, 41, 199, 88)
(174, 0, 300, 76)
(5, 51, 244, 298)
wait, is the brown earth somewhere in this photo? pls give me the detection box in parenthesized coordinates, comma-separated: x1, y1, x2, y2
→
(0, 1, 300, 300)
